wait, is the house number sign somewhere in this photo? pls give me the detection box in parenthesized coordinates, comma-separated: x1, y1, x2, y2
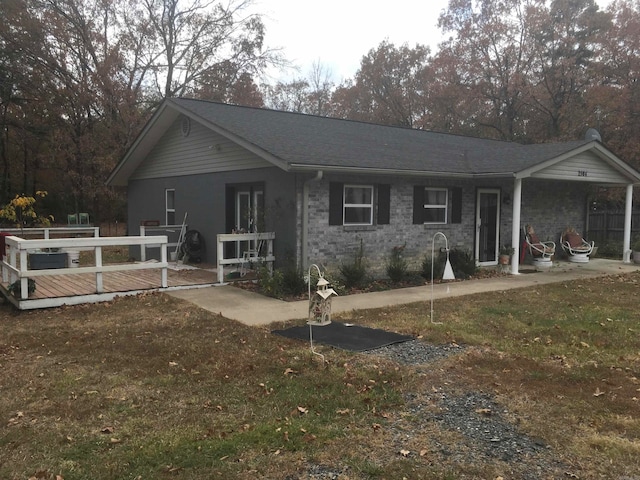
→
(578, 170, 588, 177)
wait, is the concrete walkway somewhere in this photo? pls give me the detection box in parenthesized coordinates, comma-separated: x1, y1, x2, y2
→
(167, 258, 640, 326)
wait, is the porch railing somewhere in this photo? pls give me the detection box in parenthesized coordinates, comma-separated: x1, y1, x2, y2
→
(1, 235, 169, 299)
(0, 226, 99, 245)
(216, 232, 275, 284)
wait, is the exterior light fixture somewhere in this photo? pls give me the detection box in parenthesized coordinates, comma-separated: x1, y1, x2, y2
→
(430, 232, 455, 324)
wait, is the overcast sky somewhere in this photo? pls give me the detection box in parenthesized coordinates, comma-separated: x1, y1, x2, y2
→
(254, 0, 614, 84)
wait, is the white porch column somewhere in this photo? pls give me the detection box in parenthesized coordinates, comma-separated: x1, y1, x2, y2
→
(510, 177, 523, 274)
(623, 183, 633, 263)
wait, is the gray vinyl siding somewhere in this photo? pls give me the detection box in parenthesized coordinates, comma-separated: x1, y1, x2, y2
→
(532, 151, 629, 183)
(131, 115, 270, 180)
(127, 167, 298, 265)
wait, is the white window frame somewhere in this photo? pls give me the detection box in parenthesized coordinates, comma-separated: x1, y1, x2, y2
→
(343, 184, 374, 226)
(165, 189, 175, 225)
(423, 187, 448, 224)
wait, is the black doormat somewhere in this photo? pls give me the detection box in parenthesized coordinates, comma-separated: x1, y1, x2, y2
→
(272, 322, 414, 352)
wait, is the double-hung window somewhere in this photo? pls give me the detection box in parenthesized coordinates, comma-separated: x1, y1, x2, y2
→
(343, 185, 374, 225)
(423, 188, 448, 224)
(329, 182, 390, 226)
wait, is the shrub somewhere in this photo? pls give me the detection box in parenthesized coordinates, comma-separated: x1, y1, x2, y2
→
(597, 240, 622, 258)
(449, 248, 477, 279)
(257, 258, 307, 299)
(386, 244, 408, 283)
(280, 262, 307, 297)
(339, 239, 367, 289)
(421, 248, 477, 280)
(256, 265, 284, 298)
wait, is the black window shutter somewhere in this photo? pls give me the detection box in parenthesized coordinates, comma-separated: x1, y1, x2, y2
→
(450, 187, 462, 224)
(329, 182, 344, 225)
(412, 186, 424, 224)
(377, 184, 390, 225)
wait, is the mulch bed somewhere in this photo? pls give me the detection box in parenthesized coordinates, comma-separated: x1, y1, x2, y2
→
(231, 267, 508, 302)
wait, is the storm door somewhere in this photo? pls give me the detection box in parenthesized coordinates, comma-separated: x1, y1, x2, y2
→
(234, 187, 264, 255)
(475, 189, 500, 265)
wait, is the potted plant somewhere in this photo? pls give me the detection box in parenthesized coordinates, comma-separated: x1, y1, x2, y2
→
(498, 245, 515, 265)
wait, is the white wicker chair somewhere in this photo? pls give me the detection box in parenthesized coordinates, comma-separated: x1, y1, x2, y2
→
(524, 224, 556, 261)
(560, 228, 594, 263)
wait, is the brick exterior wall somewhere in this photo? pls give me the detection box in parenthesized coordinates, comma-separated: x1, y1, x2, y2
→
(300, 175, 590, 276)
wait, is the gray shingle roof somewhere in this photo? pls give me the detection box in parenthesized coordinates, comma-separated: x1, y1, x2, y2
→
(171, 97, 591, 175)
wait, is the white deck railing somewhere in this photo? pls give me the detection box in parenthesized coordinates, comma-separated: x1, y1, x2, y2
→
(2, 235, 169, 299)
(216, 232, 275, 284)
(0, 226, 99, 244)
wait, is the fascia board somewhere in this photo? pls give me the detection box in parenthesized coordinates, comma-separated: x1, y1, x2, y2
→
(289, 163, 510, 179)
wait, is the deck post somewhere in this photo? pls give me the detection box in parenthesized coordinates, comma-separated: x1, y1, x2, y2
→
(20, 249, 28, 299)
(95, 246, 103, 293)
(267, 237, 274, 275)
(140, 225, 147, 262)
(160, 243, 168, 288)
(217, 236, 224, 284)
(9, 247, 17, 283)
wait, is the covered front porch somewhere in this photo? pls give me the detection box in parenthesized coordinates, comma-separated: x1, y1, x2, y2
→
(506, 142, 640, 274)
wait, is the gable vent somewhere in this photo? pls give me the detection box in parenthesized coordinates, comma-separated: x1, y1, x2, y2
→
(181, 116, 191, 137)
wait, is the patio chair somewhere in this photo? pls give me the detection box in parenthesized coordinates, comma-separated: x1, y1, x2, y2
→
(524, 224, 556, 262)
(560, 227, 594, 263)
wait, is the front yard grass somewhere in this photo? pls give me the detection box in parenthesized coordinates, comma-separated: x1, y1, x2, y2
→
(1, 272, 639, 479)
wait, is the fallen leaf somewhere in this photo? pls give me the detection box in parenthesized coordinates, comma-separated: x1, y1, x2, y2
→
(419, 449, 428, 457)
(399, 449, 410, 457)
(475, 408, 492, 416)
(336, 408, 350, 415)
(297, 406, 308, 414)
(593, 388, 605, 397)
(110, 437, 121, 444)
(168, 361, 178, 366)
(101, 426, 114, 434)
(303, 433, 316, 442)
(580, 342, 590, 348)
(283, 368, 296, 376)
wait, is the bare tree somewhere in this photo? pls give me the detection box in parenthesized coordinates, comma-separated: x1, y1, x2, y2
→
(136, 0, 271, 98)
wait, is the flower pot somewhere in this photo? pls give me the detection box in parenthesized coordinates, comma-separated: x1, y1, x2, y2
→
(498, 254, 510, 265)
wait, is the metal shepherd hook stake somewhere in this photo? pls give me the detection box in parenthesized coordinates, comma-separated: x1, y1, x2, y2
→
(430, 232, 455, 324)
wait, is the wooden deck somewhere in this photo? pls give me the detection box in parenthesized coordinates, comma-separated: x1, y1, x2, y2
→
(0, 266, 217, 310)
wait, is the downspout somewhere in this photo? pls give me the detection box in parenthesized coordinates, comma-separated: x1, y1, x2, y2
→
(301, 171, 323, 269)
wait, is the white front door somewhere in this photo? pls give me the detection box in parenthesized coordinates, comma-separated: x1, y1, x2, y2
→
(475, 189, 501, 265)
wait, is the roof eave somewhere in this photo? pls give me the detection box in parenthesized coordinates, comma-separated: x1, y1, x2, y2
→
(289, 163, 515, 178)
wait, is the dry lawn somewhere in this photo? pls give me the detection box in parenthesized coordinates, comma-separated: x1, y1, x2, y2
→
(1, 271, 639, 479)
